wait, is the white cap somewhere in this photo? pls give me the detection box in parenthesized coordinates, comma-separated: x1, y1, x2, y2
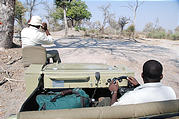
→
(28, 16, 42, 26)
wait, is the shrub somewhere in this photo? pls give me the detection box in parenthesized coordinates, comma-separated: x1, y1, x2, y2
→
(75, 26, 86, 32)
(146, 31, 166, 39)
(126, 25, 135, 39)
(75, 26, 80, 31)
(171, 33, 179, 40)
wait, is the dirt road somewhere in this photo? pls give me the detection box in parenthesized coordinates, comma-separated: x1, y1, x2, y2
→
(50, 37, 179, 96)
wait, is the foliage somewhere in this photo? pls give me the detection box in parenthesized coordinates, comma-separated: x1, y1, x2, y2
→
(126, 24, 135, 38)
(56, 0, 72, 8)
(15, 0, 26, 26)
(171, 33, 179, 40)
(67, 0, 91, 26)
(74, 26, 86, 31)
(143, 23, 179, 40)
(147, 31, 166, 39)
(127, 25, 135, 33)
(175, 26, 179, 33)
(51, 8, 63, 21)
(55, 0, 91, 27)
(143, 22, 167, 39)
(171, 26, 179, 40)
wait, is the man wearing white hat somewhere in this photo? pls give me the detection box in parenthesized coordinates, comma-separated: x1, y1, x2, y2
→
(21, 16, 61, 63)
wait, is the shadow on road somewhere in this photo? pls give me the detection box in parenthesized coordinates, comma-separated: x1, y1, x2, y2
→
(46, 38, 169, 56)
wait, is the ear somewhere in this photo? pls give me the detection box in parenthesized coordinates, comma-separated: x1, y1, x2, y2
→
(141, 73, 144, 78)
(160, 74, 163, 80)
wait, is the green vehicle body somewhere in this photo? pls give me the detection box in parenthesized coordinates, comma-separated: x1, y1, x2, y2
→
(9, 63, 179, 119)
(24, 63, 133, 97)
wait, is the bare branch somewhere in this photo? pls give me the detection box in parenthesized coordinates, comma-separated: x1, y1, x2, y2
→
(120, 5, 133, 11)
(0, 66, 23, 86)
(6, 56, 22, 65)
(99, 3, 112, 33)
(0, 79, 8, 86)
(24, 0, 44, 19)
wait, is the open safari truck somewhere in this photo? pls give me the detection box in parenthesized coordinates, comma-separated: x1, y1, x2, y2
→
(10, 46, 179, 119)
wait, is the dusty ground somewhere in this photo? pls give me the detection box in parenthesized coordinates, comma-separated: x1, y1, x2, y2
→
(0, 30, 179, 119)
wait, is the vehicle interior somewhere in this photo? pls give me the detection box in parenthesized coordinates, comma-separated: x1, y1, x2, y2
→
(20, 46, 179, 119)
(19, 73, 179, 119)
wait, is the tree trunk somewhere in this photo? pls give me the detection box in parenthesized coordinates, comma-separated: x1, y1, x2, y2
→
(0, 0, 15, 49)
(63, 7, 68, 37)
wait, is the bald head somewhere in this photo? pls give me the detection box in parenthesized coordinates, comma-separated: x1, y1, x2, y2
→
(142, 60, 163, 83)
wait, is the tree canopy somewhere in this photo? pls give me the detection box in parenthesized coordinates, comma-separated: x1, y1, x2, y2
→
(15, 0, 26, 26)
(55, 0, 91, 27)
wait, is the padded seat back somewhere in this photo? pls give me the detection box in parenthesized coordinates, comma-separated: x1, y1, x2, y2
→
(22, 46, 47, 67)
(18, 99, 179, 119)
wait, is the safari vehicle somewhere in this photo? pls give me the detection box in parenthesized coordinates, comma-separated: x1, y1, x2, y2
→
(10, 46, 179, 119)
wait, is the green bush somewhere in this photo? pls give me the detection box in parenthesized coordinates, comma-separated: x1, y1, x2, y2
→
(127, 25, 135, 33)
(126, 25, 135, 39)
(80, 27, 86, 31)
(75, 26, 80, 31)
(146, 31, 166, 39)
(171, 33, 179, 40)
(74, 26, 86, 32)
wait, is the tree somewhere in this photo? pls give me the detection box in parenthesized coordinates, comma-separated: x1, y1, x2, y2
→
(49, 8, 63, 31)
(67, 0, 91, 27)
(0, 0, 15, 49)
(118, 16, 130, 33)
(15, 0, 26, 26)
(56, 0, 72, 37)
(122, 0, 143, 39)
(174, 26, 179, 33)
(55, 0, 91, 31)
(143, 22, 167, 39)
(99, 4, 111, 34)
(143, 22, 154, 33)
(108, 16, 120, 35)
(43, 0, 63, 31)
(25, 0, 43, 19)
(15, 0, 26, 40)
(124, 0, 144, 25)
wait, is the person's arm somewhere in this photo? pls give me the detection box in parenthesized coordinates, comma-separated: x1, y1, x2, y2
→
(127, 76, 140, 88)
(109, 81, 119, 105)
(41, 22, 51, 36)
(39, 22, 54, 44)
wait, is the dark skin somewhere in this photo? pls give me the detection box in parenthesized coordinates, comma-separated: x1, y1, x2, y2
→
(142, 73, 163, 83)
(109, 76, 140, 105)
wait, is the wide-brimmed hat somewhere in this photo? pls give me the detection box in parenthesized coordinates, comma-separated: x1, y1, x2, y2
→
(28, 16, 42, 26)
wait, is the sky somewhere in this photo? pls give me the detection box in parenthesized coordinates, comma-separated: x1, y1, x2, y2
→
(19, 0, 179, 31)
(84, 0, 179, 31)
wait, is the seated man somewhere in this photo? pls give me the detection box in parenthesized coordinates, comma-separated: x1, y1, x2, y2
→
(109, 60, 176, 106)
(21, 16, 61, 63)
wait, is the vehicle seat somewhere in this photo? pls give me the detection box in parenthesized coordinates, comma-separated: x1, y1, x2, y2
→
(22, 46, 47, 67)
(18, 99, 179, 119)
